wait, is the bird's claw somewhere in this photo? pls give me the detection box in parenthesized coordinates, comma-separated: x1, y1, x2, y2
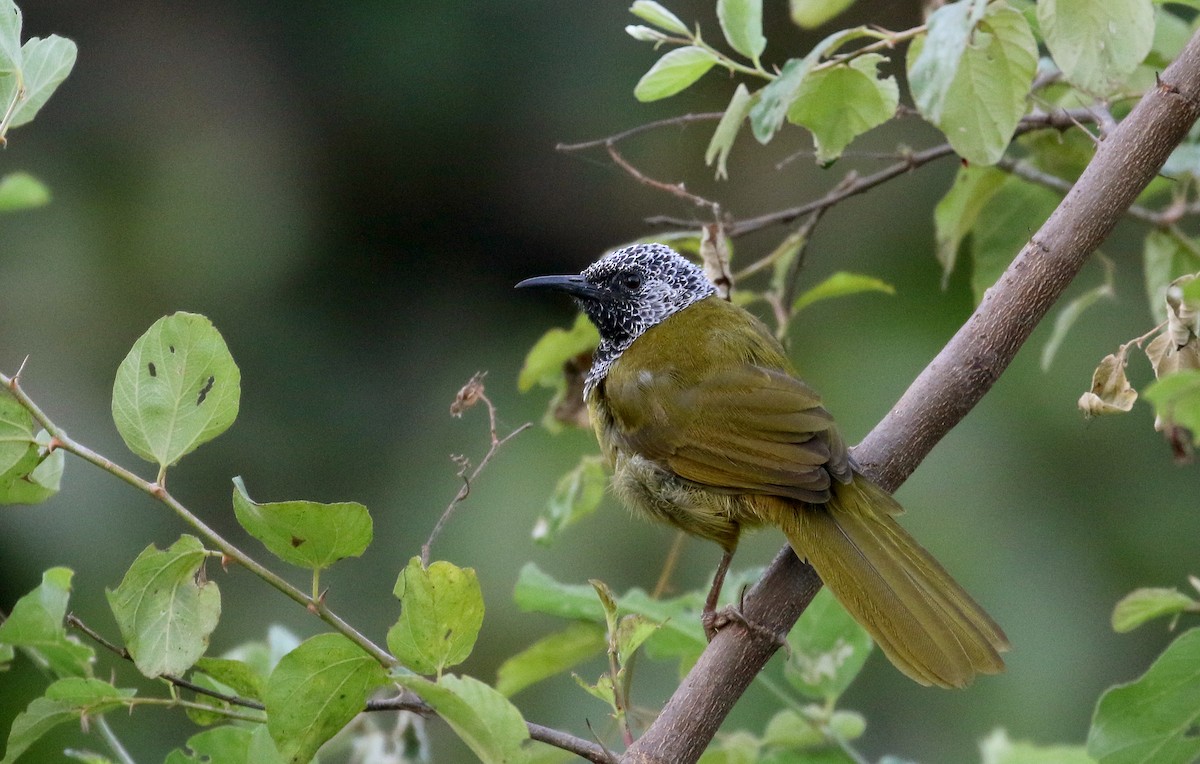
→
(702, 604, 789, 650)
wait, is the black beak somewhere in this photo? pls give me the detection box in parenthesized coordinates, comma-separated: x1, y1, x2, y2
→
(515, 274, 601, 300)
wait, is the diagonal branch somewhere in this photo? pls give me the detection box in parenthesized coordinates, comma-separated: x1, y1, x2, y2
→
(621, 28, 1200, 764)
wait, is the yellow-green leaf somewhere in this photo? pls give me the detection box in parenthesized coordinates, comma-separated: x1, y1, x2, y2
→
(634, 46, 718, 102)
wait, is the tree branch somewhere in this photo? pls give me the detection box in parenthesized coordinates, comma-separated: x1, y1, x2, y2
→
(621, 29, 1200, 764)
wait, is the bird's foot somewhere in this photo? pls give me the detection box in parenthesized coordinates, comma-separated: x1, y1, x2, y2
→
(702, 603, 789, 650)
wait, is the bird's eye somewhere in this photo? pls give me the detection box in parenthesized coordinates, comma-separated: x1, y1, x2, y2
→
(620, 274, 643, 291)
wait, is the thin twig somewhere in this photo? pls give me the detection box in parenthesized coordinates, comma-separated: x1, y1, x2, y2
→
(995, 156, 1178, 227)
(66, 613, 267, 713)
(606, 142, 722, 216)
(649, 107, 1103, 237)
(529, 722, 618, 764)
(94, 717, 136, 764)
(422, 372, 532, 565)
(0, 370, 396, 669)
(557, 113, 724, 152)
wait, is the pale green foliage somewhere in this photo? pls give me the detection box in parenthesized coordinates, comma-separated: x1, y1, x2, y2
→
(786, 54, 898, 165)
(1088, 628, 1200, 763)
(264, 634, 388, 763)
(908, 3, 1038, 165)
(0, 567, 93, 678)
(789, 0, 858, 29)
(388, 557, 485, 676)
(0, 679, 135, 764)
(0, 0, 76, 141)
(0, 171, 48, 210)
(634, 46, 719, 102)
(105, 535, 221, 678)
(1038, 0, 1155, 96)
(112, 312, 241, 470)
(393, 673, 530, 764)
(232, 476, 372, 571)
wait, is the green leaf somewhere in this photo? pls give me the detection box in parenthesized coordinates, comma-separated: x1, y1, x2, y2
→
(194, 656, 268, 700)
(1039, 0, 1155, 96)
(64, 751, 115, 764)
(786, 54, 898, 164)
(5, 35, 77, 129)
(532, 455, 608, 544)
(1144, 229, 1200, 324)
(1143, 370, 1200, 444)
(0, 0, 23, 74)
(751, 58, 814, 144)
(1088, 628, 1200, 763)
(164, 725, 283, 764)
(791, 271, 895, 313)
(933, 165, 1007, 284)
(111, 312, 241, 469)
(907, 0, 989, 123)
(495, 621, 605, 697)
(749, 27, 875, 144)
(0, 386, 36, 478)
(628, 0, 690, 35)
(1112, 588, 1199, 633)
(105, 534, 221, 678)
(789, 0, 857, 29)
(265, 633, 388, 764)
(705, 83, 756, 180)
(717, 0, 766, 62)
(970, 175, 1060, 302)
(0, 567, 93, 678)
(909, 3, 1038, 165)
(979, 728, 1093, 764)
(783, 588, 873, 700)
(1041, 277, 1115, 371)
(0, 429, 64, 505)
(513, 562, 607, 622)
(395, 673, 530, 764)
(388, 557, 485, 676)
(761, 707, 825, 750)
(223, 625, 301, 678)
(231, 476, 372, 571)
(0, 678, 135, 764)
(0, 171, 49, 211)
(634, 45, 719, 102)
(518, 313, 598, 392)
(615, 613, 661, 664)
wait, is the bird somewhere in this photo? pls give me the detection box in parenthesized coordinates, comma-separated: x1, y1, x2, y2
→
(516, 242, 1009, 688)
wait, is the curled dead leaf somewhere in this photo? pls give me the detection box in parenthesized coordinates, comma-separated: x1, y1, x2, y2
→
(1165, 273, 1199, 347)
(1078, 351, 1137, 417)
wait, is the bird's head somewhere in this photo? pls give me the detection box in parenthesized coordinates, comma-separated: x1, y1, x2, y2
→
(517, 243, 716, 349)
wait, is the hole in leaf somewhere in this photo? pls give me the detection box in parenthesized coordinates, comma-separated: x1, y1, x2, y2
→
(196, 375, 215, 406)
(147, 362, 156, 377)
(290, 536, 305, 548)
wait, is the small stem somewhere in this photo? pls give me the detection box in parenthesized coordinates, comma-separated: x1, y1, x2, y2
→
(557, 112, 724, 152)
(424, 373, 532, 565)
(67, 613, 267, 712)
(1, 370, 396, 669)
(130, 696, 267, 724)
(95, 717, 136, 764)
(651, 531, 688, 599)
(0, 68, 25, 145)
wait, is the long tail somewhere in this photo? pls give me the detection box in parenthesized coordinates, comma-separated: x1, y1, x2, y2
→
(781, 477, 1009, 688)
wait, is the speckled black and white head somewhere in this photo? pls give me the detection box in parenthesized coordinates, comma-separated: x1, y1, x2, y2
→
(516, 243, 716, 393)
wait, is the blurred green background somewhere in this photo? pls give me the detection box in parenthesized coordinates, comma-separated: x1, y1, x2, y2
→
(2, 1, 1197, 761)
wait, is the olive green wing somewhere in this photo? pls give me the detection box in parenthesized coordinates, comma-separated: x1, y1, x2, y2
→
(605, 363, 852, 503)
